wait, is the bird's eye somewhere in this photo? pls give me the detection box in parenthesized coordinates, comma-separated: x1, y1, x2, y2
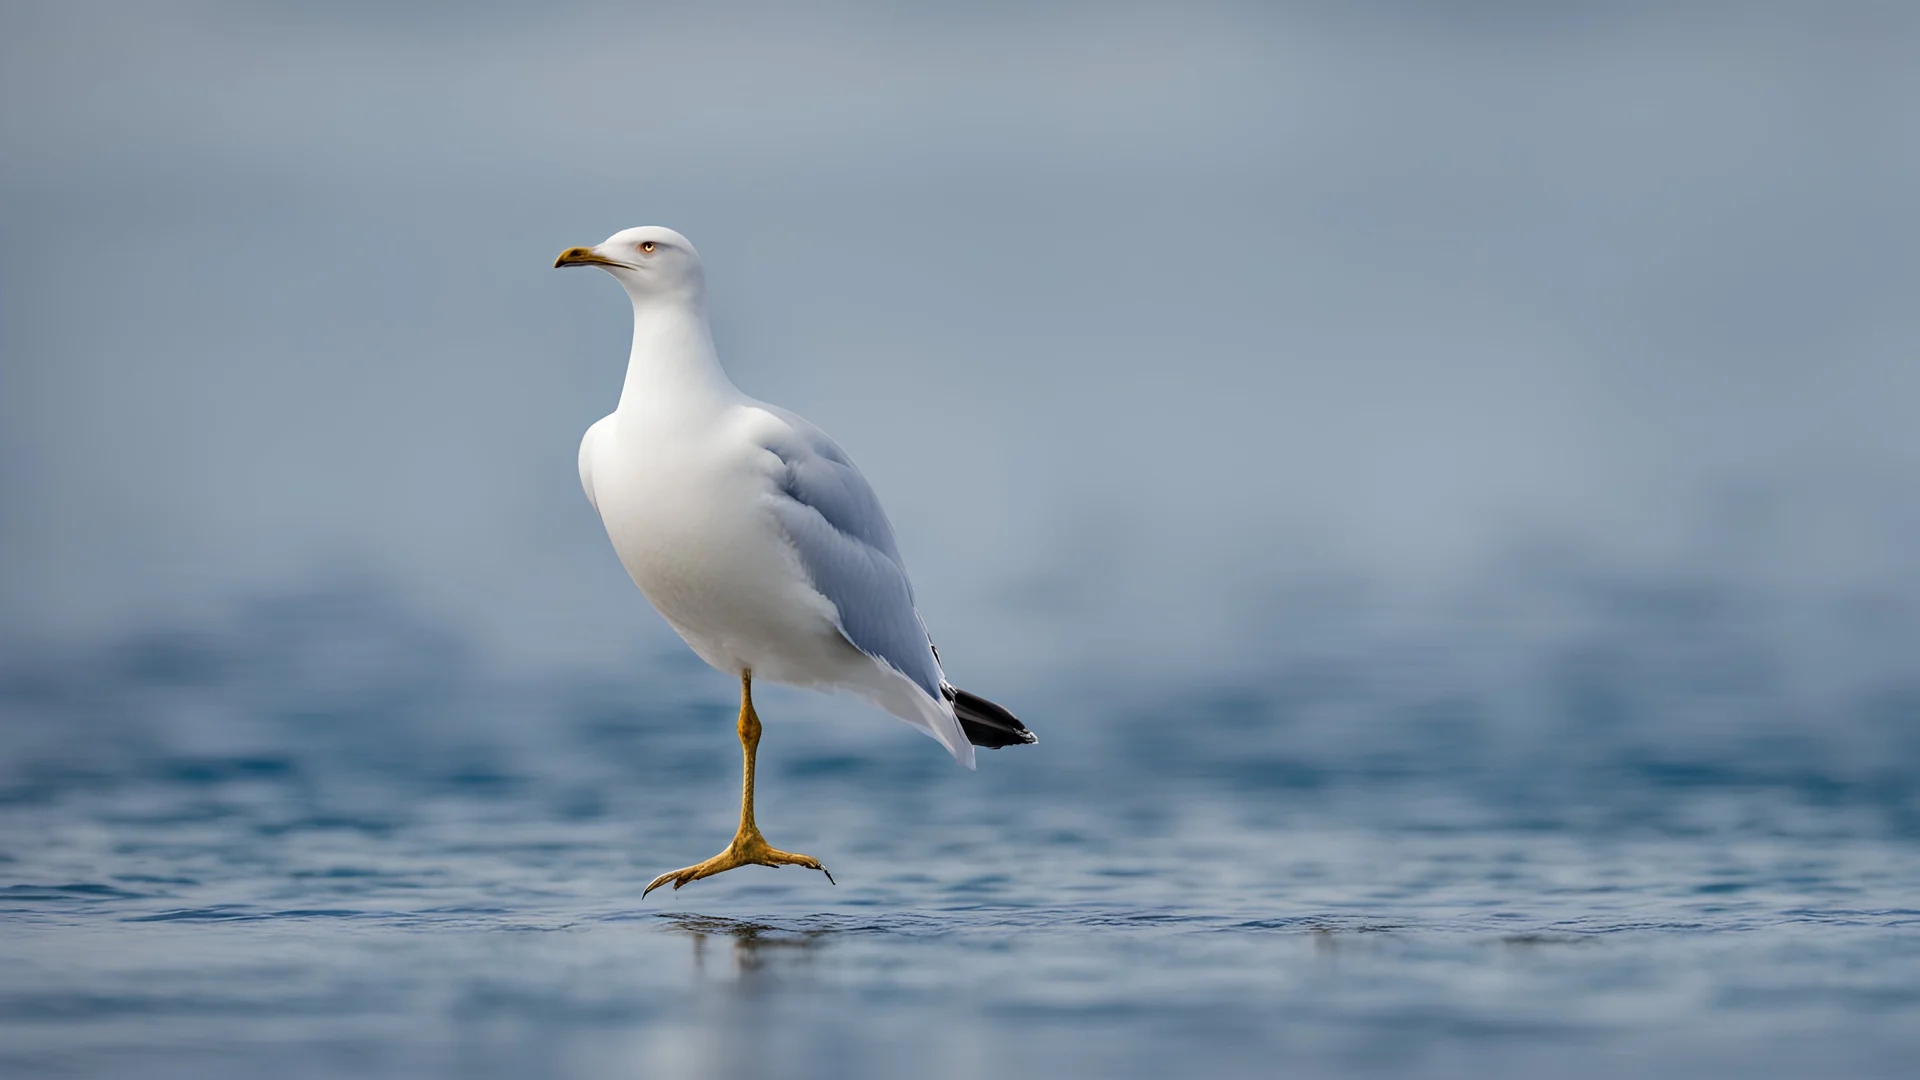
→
(640, 241, 657, 253)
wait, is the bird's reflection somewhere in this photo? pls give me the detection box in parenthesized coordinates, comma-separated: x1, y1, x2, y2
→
(663, 914, 839, 984)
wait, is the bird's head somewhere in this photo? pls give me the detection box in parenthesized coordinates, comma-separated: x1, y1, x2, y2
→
(555, 226, 705, 303)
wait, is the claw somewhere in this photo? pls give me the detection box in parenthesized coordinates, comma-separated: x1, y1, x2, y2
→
(643, 830, 832, 897)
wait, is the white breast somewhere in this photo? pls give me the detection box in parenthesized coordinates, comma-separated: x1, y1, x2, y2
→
(581, 407, 855, 685)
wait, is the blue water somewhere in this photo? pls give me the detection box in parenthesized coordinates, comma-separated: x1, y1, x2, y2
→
(4, 585, 1919, 1078)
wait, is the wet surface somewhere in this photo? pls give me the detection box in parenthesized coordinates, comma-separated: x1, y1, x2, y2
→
(3, 591, 1919, 1078)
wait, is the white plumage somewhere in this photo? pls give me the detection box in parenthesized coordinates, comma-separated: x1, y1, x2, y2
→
(567, 226, 978, 768)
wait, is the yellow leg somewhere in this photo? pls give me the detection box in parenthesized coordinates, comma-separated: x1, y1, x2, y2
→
(644, 671, 833, 896)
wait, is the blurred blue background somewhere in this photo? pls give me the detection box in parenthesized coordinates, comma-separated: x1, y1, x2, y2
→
(3, 3, 1918, 1078)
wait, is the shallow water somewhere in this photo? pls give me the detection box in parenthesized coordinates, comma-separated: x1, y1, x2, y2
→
(3, 591, 1919, 1078)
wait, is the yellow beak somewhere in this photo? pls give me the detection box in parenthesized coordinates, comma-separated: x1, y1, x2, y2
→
(554, 247, 633, 269)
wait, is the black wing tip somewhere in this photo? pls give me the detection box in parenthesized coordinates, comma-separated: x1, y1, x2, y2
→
(959, 718, 1039, 749)
(945, 685, 1037, 750)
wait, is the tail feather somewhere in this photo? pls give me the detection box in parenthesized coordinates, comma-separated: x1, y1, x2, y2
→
(943, 685, 1037, 749)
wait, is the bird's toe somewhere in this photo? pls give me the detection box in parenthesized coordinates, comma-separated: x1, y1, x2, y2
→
(760, 847, 834, 883)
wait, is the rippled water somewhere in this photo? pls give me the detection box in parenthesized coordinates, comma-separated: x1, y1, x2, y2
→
(4, 587, 1919, 1078)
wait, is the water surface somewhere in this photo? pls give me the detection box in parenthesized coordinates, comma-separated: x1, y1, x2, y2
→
(3, 595, 1918, 1078)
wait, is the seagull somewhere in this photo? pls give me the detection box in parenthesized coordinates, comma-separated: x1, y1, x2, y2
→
(555, 226, 1036, 895)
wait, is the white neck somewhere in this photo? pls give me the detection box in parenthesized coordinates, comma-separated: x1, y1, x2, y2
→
(614, 292, 739, 417)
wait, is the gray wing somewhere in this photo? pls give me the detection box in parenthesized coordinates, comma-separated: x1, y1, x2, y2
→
(758, 407, 945, 702)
